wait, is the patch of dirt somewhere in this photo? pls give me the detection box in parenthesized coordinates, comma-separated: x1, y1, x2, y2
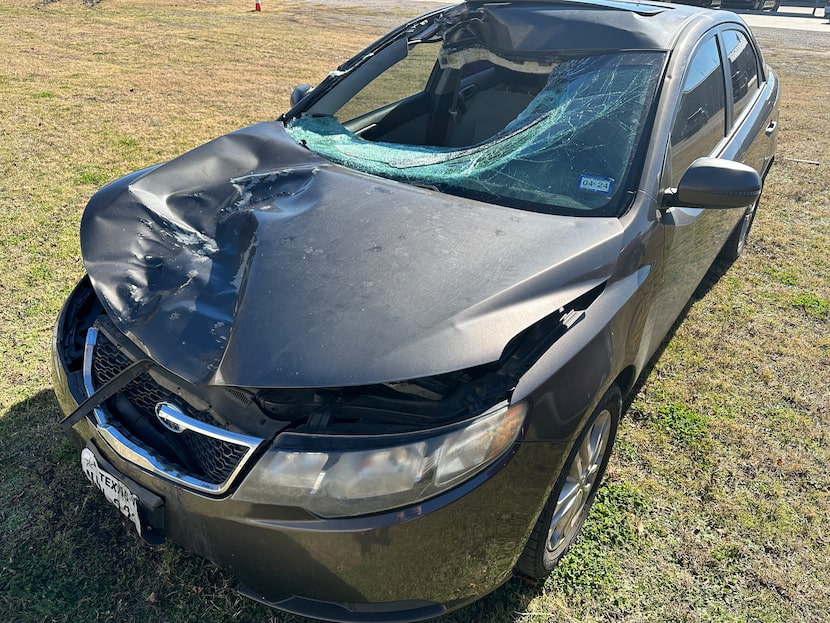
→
(35, 0, 102, 7)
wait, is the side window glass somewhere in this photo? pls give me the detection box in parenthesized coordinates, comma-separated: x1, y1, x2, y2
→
(671, 36, 726, 185)
(722, 29, 760, 121)
(334, 42, 440, 123)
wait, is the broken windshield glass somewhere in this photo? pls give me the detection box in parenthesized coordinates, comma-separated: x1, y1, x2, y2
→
(286, 51, 664, 216)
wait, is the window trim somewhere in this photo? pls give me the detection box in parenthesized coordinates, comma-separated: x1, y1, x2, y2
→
(668, 31, 729, 185)
(717, 25, 763, 129)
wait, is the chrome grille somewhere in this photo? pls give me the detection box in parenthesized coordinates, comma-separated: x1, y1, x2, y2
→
(83, 325, 263, 494)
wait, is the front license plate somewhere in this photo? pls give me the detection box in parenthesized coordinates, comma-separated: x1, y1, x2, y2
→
(81, 447, 142, 535)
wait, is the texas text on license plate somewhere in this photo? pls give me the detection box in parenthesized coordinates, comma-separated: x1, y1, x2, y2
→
(81, 447, 143, 535)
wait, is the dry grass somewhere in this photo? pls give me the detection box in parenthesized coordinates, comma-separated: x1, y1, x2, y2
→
(0, 0, 395, 412)
(0, 2, 828, 622)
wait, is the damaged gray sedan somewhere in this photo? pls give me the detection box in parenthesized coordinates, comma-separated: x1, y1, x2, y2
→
(52, 1, 779, 620)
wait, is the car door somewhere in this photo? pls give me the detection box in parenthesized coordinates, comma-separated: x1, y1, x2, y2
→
(716, 27, 778, 179)
(652, 32, 733, 337)
(651, 25, 775, 344)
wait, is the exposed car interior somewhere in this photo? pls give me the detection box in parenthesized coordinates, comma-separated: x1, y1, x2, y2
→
(341, 56, 549, 149)
(285, 24, 663, 216)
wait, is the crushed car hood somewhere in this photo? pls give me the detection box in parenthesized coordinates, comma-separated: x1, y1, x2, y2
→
(80, 122, 624, 388)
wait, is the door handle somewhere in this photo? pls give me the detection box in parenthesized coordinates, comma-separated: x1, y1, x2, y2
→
(765, 120, 777, 136)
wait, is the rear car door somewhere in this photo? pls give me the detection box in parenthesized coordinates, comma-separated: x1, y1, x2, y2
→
(716, 27, 778, 177)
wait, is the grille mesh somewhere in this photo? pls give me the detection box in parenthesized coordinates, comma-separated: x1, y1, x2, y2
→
(91, 331, 247, 486)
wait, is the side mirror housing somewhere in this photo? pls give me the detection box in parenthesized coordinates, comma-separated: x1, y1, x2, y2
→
(290, 84, 314, 108)
(667, 157, 762, 209)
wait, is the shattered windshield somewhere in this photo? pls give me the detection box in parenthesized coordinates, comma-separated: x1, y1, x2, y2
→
(286, 20, 665, 216)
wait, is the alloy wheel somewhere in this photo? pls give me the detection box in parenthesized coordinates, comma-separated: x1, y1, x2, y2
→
(545, 408, 612, 560)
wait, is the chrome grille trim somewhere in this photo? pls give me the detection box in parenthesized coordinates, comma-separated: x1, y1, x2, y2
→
(82, 327, 264, 495)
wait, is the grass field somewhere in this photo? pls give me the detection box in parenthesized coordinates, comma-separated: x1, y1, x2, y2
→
(1, 1, 828, 622)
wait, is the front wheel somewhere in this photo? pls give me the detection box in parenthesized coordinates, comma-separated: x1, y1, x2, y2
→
(515, 385, 621, 579)
(719, 193, 760, 263)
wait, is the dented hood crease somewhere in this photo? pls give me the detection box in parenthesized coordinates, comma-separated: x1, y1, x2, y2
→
(81, 122, 624, 388)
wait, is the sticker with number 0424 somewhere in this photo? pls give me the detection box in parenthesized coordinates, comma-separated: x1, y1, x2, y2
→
(578, 174, 614, 194)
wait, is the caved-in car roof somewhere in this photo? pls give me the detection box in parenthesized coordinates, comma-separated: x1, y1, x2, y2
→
(443, 0, 716, 52)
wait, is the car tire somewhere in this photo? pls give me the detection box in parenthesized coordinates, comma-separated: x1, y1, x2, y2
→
(515, 385, 621, 580)
(719, 191, 760, 263)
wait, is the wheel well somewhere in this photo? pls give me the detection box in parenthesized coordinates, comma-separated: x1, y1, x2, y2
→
(613, 365, 638, 399)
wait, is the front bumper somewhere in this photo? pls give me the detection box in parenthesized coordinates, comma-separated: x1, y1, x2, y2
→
(52, 279, 567, 621)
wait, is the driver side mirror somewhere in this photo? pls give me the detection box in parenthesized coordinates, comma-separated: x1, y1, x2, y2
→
(290, 84, 314, 108)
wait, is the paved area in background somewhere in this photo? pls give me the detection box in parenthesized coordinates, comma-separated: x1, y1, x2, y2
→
(739, 5, 830, 32)
(314, 1, 830, 34)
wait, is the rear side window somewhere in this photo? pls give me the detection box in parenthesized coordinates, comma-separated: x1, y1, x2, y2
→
(671, 36, 726, 185)
(722, 29, 760, 122)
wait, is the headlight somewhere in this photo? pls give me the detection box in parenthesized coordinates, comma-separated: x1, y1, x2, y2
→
(236, 401, 527, 517)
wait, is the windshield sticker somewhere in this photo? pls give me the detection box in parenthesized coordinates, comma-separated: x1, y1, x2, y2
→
(578, 175, 614, 195)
